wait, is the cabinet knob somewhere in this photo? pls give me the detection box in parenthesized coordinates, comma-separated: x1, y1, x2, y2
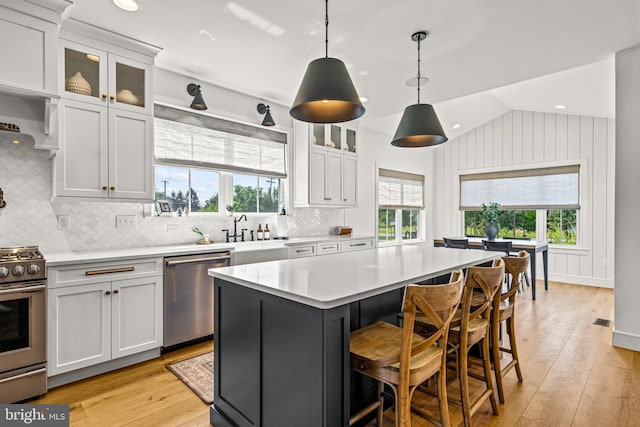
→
(113, 289, 119, 294)
(105, 290, 111, 296)
(102, 93, 107, 99)
(324, 197, 330, 201)
(110, 186, 116, 191)
(102, 186, 108, 190)
(110, 95, 115, 101)
(343, 198, 347, 201)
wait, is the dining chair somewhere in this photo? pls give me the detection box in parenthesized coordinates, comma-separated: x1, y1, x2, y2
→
(349, 270, 465, 427)
(443, 237, 470, 249)
(490, 252, 528, 403)
(422, 259, 504, 427)
(482, 240, 531, 289)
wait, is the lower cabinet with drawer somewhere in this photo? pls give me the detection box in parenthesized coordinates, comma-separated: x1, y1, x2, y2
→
(47, 258, 163, 380)
(340, 238, 374, 252)
(289, 244, 317, 258)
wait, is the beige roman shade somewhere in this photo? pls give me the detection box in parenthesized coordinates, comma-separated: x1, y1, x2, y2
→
(378, 168, 425, 209)
(460, 165, 580, 210)
(154, 104, 287, 178)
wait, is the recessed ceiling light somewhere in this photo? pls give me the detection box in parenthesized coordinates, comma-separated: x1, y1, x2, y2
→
(452, 123, 462, 130)
(554, 104, 567, 110)
(113, 0, 139, 12)
(359, 96, 369, 103)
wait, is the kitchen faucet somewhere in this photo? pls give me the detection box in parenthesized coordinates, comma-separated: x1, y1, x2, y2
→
(223, 214, 247, 242)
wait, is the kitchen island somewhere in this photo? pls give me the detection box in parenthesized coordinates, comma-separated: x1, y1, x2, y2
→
(208, 243, 499, 427)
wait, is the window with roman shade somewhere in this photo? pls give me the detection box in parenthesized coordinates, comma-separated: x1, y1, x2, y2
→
(154, 104, 287, 178)
(459, 165, 580, 210)
(378, 168, 424, 209)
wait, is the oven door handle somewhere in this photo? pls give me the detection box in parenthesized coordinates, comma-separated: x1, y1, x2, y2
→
(0, 367, 47, 384)
(0, 284, 46, 295)
(165, 255, 231, 266)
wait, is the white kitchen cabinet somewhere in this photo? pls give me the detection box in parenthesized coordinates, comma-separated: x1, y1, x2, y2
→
(293, 120, 359, 207)
(340, 238, 374, 252)
(54, 20, 160, 201)
(47, 258, 163, 376)
(55, 99, 153, 199)
(0, 2, 69, 97)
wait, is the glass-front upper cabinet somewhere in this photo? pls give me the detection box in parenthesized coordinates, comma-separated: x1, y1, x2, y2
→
(312, 124, 353, 152)
(62, 41, 152, 114)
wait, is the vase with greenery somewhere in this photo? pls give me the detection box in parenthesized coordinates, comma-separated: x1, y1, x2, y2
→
(481, 202, 500, 240)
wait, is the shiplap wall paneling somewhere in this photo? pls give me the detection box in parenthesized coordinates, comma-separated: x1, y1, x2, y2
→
(579, 116, 594, 279)
(433, 110, 615, 287)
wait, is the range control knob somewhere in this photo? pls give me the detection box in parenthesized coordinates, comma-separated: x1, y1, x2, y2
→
(27, 264, 41, 275)
(12, 265, 25, 276)
(0, 267, 9, 278)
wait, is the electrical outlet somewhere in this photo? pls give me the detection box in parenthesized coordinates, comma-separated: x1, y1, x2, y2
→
(167, 224, 180, 232)
(57, 215, 70, 230)
(116, 215, 137, 229)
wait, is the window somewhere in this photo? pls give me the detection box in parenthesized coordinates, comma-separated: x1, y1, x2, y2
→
(378, 169, 424, 244)
(154, 165, 219, 213)
(153, 104, 287, 214)
(233, 174, 280, 213)
(460, 165, 580, 245)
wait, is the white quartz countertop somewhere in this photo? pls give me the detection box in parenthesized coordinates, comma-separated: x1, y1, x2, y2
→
(44, 235, 374, 266)
(209, 243, 500, 309)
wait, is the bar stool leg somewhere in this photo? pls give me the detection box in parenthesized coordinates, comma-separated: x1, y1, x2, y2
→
(481, 335, 499, 415)
(507, 317, 524, 382)
(377, 381, 385, 426)
(491, 318, 506, 404)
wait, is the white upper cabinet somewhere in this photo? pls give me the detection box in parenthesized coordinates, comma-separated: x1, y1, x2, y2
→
(54, 19, 160, 201)
(293, 120, 359, 208)
(60, 40, 153, 115)
(0, 1, 71, 97)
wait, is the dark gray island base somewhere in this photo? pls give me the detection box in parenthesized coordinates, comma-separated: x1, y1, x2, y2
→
(208, 244, 499, 427)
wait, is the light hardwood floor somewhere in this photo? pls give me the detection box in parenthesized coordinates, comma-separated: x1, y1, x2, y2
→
(29, 281, 640, 426)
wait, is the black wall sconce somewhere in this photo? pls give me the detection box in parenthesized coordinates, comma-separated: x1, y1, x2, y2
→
(187, 83, 207, 110)
(257, 103, 275, 126)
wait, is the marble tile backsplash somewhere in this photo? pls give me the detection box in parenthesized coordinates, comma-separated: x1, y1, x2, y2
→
(0, 141, 346, 253)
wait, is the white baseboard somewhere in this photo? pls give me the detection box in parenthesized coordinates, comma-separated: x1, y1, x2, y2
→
(545, 272, 614, 288)
(612, 329, 640, 352)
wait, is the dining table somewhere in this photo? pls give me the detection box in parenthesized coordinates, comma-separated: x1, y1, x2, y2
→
(433, 237, 549, 300)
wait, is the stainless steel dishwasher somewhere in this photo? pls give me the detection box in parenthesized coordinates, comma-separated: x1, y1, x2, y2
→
(163, 251, 230, 349)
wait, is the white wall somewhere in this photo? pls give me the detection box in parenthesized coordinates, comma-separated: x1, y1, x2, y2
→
(432, 110, 615, 288)
(345, 126, 434, 238)
(613, 45, 640, 351)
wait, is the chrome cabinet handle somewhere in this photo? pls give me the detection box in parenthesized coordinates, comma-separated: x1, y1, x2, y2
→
(295, 249, 311, 253)
(350, 243, 367, 247)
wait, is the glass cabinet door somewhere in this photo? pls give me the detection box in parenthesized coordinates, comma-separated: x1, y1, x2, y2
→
(345, 128, 357, 154)
(109, 54, 151, 114)
(63, 44, 106, 104)
(329, 125, 342, 150)
(312, 124, 326, 147)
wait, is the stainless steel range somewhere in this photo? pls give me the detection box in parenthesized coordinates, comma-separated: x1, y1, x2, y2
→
(0, 245, 47, 403)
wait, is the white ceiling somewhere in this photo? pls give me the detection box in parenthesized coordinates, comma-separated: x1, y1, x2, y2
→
(65, 0, 638, 138)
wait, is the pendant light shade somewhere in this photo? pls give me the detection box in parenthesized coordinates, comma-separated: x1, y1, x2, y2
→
(391, 103, 447, 147)
(290, 58, 365, 123)
(290, 0, 365, 123)
(391, 31, 447, 147)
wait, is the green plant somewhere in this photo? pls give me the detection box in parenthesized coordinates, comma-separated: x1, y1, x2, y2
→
(481, 202, 500, 225)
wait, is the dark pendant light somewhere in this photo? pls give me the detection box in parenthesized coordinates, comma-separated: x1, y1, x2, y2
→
(290, 0, 365, 123)
(187, 83, 207, 110)
(391, 31, 447, 147)
(257, 103, 275, 126)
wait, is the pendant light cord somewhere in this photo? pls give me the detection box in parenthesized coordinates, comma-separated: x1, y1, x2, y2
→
(325, 0, 329, 58)
(417, 35, 421, 104)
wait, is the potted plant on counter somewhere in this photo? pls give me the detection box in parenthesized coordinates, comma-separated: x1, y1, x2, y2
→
(481, 202, 500, 240)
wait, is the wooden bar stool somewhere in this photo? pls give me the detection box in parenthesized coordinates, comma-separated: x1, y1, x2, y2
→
(436, 259, 504, 427)
(482, 240, 531, 289)
(491, 252, 528, 403)
(349, 270, 465, 427)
